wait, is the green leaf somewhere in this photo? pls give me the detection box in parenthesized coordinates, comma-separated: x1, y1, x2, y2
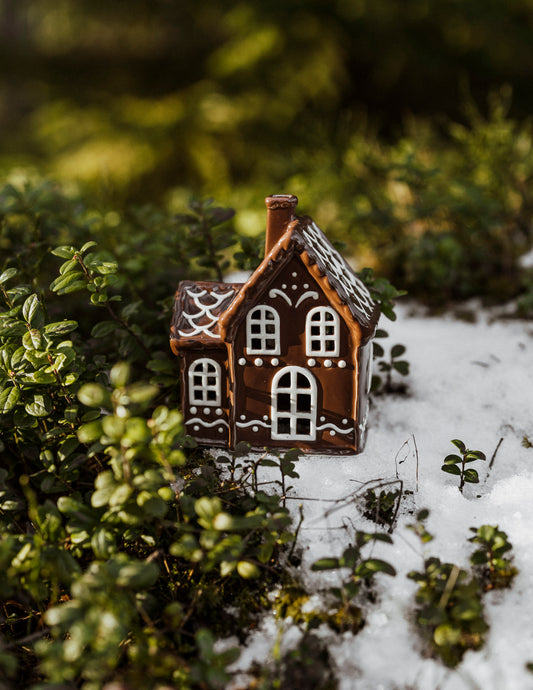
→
(78, 383, 109, 407)
(443, 454, 461, 465)
(463, 468, 480, 484)
(25, 393, 52, 417)
(0, 267, 17, 285)
(393, 360, 410, 375)
(441, 464, 461, 475)
(0, 386, 20, 412)
(115, 560, 159, 589)
(80, 240, 98, 254)
(77, 420, 103, 444)
(43, 320, 78, 336)
(466, 450, 486, 461)
(91, 320, 118, 338)
(50, 271, 85, 294)
(22, 294, 42, 325)
(236, 561, 260, 579)
(51, 246, 76, 259)
(359, 558, 397, 577)
(451, 439, 466, 452)
(391, 344, 406, 358)
(311, 557, 341, 571)
(434, 623, 462, 646)
(22, 329, 42, 350)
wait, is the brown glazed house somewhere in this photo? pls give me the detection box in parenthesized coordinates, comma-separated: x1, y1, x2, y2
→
(170, 195, 380, 454)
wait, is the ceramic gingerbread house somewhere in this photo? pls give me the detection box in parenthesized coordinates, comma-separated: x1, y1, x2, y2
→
(170, 195, 380, 454)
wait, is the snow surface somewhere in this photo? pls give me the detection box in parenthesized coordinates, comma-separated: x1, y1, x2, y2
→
(225, 304, 533, 689)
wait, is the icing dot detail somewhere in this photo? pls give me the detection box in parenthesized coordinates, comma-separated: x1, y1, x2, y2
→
(291, 284, 298, 290)
(240, 414, 246, 420)
(254, 357, 263, 367)
(271, 358, 279, 366)
(193, 425, 199, 431)
(343, 418, 348, 424)
(324, 359, 333, 368)
(263, 415, 269, 421)
(282, 283, 287, 289)
(203, 407, 211, 415)
(190, 406, 197, 414)
(330, 430, 336, 436)
(338, 360, 346, 368)
(216, 408, 223, 415)
(252, 426, 259, 432)
(320, 416, 325, 422)
(218, 427, 224, 433)
(238, 358, 246, 366)
(292, 272, 298, 277)
(303, 283, 309, 288)
(307, 358, 316, 367)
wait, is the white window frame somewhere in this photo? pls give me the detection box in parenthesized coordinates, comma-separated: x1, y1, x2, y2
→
(246, 305, 280, 355)
(188, 358, 221, 406)
(305, 306, 340, 357)
(271, 366, 317, 441)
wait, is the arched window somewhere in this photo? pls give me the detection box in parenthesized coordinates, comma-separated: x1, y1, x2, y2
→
(188, 358, 221, 406)
(246, 305, 280, 355)
(271, 366, 317, 440)
(305, 307, 339, 357)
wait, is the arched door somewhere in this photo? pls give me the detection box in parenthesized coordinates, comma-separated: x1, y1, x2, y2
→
(271, 366, 317, 441)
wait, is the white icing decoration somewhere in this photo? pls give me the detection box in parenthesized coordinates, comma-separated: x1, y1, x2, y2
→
(263, 415, 268, 420)
(216, 408, 223, 415)
(292, 272, 297, 277)
(254, 358, 263, 367)
(302, 221, 376, 321)
(178, 286, 234, 338)
(295, 290, 319, 308)
(247, 305, 281, 354)
(271, 366, 317, 441)
(188, 358, 221, 406)
(316, 422, 352, 435)
(291, 284, 298, 290)
(320, 416, 325, 421)
(304, 283, 309, 289)
(306, 306, 339, 357)
(268, 288, 292, 306)
(253, 426, 259, 432)
(307, 358, 316, 367)
(190, 406, 197, 414)
(367, 342, 373, 394)
(324, 359, 333, 368)
(236, 419, 271, 429)
(342, 418, 348, 424)
(203, 407, 211, 415)
(338, 360, 346, 368)
(271, 358, 279, 366)
(282, 283, 287, 289)
(238, 357, 246, 366)
(240, 414, 246, 420)
(187, 417, 229, 429)
(194, 425, 199, 431)
(330, 430, 336, 436)
(218, 427, 224, 433)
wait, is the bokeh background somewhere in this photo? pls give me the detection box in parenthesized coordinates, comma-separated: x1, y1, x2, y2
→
(3, 0, 533, 305)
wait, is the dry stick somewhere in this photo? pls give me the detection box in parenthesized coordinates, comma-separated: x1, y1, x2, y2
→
(486, 437, 504, 478)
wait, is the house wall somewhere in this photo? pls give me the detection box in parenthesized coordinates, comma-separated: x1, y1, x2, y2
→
(180, 346, 230, 447)
(227, 255, 360, 454)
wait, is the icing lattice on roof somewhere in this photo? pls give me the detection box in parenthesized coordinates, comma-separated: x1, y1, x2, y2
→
(177, 284, 238, 339)
(300, 220, 376, 326)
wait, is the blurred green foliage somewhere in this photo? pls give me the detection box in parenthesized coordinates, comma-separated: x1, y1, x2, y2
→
(2, 1, 533, 304)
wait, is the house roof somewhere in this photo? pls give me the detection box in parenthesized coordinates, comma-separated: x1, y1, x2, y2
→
(170, 280, 242, 348)
(218, 215, 380, 345)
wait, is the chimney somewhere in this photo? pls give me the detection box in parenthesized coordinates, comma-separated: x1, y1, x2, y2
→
(265, 194, 298, 255)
